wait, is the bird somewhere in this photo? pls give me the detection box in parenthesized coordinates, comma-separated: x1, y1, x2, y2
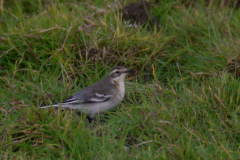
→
(40, 66, 132, 122)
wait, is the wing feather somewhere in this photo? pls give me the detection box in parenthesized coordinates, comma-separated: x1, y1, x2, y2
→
(62, 93, 112, 104)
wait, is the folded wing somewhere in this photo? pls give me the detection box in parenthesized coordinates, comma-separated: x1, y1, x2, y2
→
(62, 93, 112, 105)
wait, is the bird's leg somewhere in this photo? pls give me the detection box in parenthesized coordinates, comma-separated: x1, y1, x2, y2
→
(87, 116, 93, 123)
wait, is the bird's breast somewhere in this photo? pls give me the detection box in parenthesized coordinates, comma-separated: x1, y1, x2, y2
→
(116, 81, 125, 100)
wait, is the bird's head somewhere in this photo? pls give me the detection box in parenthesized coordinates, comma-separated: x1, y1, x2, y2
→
(108, 66, 132, 84)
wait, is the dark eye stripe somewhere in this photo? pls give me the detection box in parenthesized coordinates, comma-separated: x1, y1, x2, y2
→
(110, 72, 121, 78)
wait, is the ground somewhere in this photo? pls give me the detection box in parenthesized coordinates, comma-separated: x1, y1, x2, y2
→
(0, 0, 240, 159)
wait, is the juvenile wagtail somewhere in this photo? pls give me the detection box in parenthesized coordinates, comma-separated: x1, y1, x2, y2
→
(41, 66, 132, 121)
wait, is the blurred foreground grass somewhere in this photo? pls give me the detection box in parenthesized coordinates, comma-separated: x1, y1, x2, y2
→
(0, 0, 240, 159)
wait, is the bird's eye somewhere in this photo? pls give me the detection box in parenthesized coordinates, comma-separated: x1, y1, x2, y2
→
(116, 71, 119, 74)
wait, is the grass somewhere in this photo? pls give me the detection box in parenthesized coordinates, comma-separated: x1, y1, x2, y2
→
(0, 0, 240, 159)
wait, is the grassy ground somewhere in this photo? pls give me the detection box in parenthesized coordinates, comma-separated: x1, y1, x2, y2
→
(0, 0, 240, 159)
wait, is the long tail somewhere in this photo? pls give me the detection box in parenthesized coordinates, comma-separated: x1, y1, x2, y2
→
(40, 104, 60, 109)
(40, 103, 83, 111)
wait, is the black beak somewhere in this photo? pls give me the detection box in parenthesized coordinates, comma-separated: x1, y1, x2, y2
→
(124, 69, 133, 73)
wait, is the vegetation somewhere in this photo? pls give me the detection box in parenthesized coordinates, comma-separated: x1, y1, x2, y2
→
(0, 0, 240, 159)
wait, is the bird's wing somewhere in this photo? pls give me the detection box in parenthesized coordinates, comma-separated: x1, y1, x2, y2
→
(62, 92, 112, 104)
